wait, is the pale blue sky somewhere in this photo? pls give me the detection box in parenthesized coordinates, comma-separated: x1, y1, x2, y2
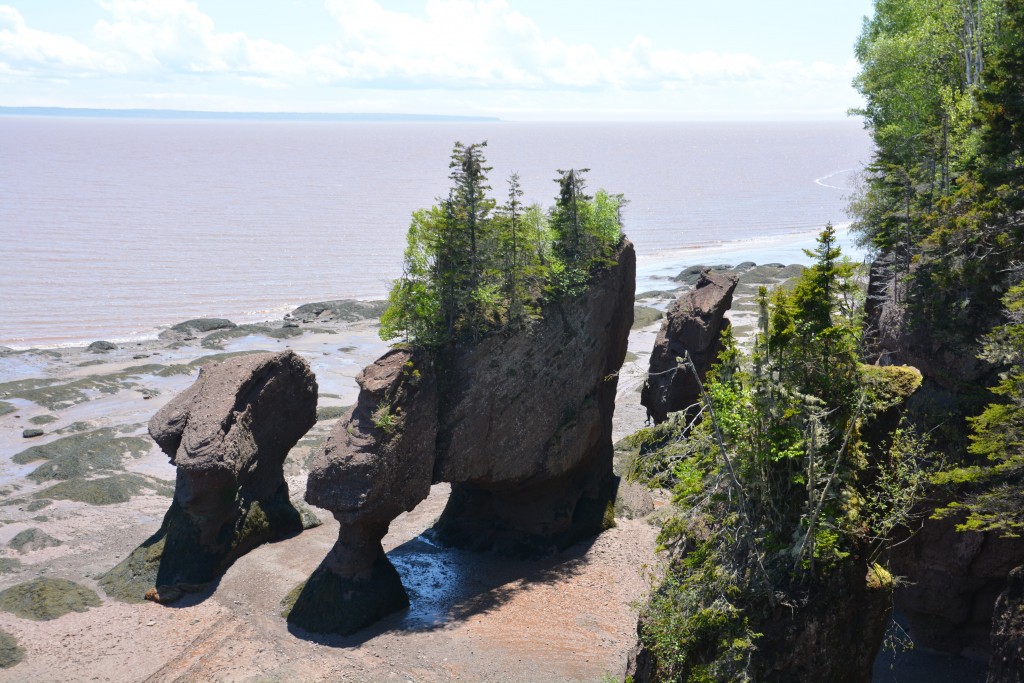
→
(0, 0, 875, 120)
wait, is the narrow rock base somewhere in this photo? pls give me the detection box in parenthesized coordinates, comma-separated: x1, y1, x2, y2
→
(285, 553, 409, 636)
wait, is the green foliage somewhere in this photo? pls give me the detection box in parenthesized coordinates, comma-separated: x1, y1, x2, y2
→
(852, 0, 1024, 342)
(634, 229, 932, 678)
(380, 142, 624, 346)
(371, 402, 399, 434)
(934, 283, 1024, 534)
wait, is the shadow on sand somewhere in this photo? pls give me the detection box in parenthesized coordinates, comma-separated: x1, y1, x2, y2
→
(286, 530, 602, 646)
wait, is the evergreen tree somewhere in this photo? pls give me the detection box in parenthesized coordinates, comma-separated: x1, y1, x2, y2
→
(551, 168, 592, 263)
(380, 142, 624, 345)
(446, 141, 495, 334)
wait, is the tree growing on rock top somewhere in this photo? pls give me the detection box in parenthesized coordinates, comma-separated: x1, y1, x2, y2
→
(379, 142, 625, 346)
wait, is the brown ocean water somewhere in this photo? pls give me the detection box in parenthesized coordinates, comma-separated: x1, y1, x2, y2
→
(0, 117, 872, 347)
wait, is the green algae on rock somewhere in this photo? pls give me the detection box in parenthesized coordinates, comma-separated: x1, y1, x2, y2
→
(8, 528, 61, 553)
(34, 474, 172, 506)
(0, 628, 23, 669)
(632, 306, 664, 330)
(0, 578, 100, 621)
(0, 558, 23, 575)
(16, 428, 151, 483)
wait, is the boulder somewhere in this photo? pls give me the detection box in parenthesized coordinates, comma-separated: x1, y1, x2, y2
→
(290, 299, 388, 323)
(290, 241, 635, 635)
(989, 565, 1024, 683)
(641, 270, 738, 424)
(673, 264, 733, 285)
(100, 350, 318, 603)
(87, 340, 117, 353)
(159, 318, 236, 341)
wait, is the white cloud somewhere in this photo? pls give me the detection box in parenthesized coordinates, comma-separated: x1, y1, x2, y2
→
(93, 0, 303, 79)
(0, 0, 860, 116)
(314, 0, 850, 92)
(0, 5, 113, 76)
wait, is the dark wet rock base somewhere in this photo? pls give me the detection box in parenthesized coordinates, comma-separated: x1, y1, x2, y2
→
(285, 553, 409, 636)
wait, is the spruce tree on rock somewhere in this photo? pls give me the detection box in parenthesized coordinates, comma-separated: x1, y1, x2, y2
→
(551, 168, 592, 263)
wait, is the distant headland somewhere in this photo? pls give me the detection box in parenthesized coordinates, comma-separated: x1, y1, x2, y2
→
(0, 106, 500, 123)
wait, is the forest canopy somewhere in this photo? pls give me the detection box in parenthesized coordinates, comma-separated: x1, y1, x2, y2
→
(379, 141, 625, 346)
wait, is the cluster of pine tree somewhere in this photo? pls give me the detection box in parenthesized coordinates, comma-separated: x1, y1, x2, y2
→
(853, 0, 1024, 534)
(628, 228, 930, 680)
(379, 141, 625, 346)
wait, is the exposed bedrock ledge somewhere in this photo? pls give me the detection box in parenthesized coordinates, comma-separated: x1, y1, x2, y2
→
(289, 241, 635, 635)
(640, 270, 737, 425)
(889, 513, 1024, 659)
(100, 350, 318, 603)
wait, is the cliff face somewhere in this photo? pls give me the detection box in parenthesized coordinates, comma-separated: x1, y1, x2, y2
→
(889, 514, 1024, 658)
(866, 252, 1024, 658)
(989, 566, 1024, 683)
(641, 270, 737, 424)
(289, 241, 636, 635)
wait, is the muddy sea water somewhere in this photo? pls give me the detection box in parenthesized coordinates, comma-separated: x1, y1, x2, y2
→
(0, 117, 873, 347)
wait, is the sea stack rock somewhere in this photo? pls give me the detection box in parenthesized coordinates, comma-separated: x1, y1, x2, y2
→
(641, 270, 738, 424)
(431, 241, 635, 554)
(100, 350, 317, 603)
(288, 241, 635, 635)
(290, 348, 437, 635)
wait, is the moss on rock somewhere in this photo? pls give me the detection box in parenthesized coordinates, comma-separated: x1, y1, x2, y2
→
(860, 364, 923, 412)
(0, 578, 100, 621)
(100, 490, 306, 603)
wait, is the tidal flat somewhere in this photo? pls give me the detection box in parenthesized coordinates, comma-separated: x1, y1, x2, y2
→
(0, 271, 796, 681)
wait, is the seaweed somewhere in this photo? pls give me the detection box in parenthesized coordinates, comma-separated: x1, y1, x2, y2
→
(14, 428, 150, 482)
(0, 628, 23, 669)
(8, 528, 62, 553)
(632, 306, 664, 330)
(34, 474, 172, 506)
(0, 558, 23, 574)
(315, 405, 348, 422)
(0, 578, 100, 621)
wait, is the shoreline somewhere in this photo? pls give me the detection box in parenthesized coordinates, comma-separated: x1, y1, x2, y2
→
(1, 224, 868, 351)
